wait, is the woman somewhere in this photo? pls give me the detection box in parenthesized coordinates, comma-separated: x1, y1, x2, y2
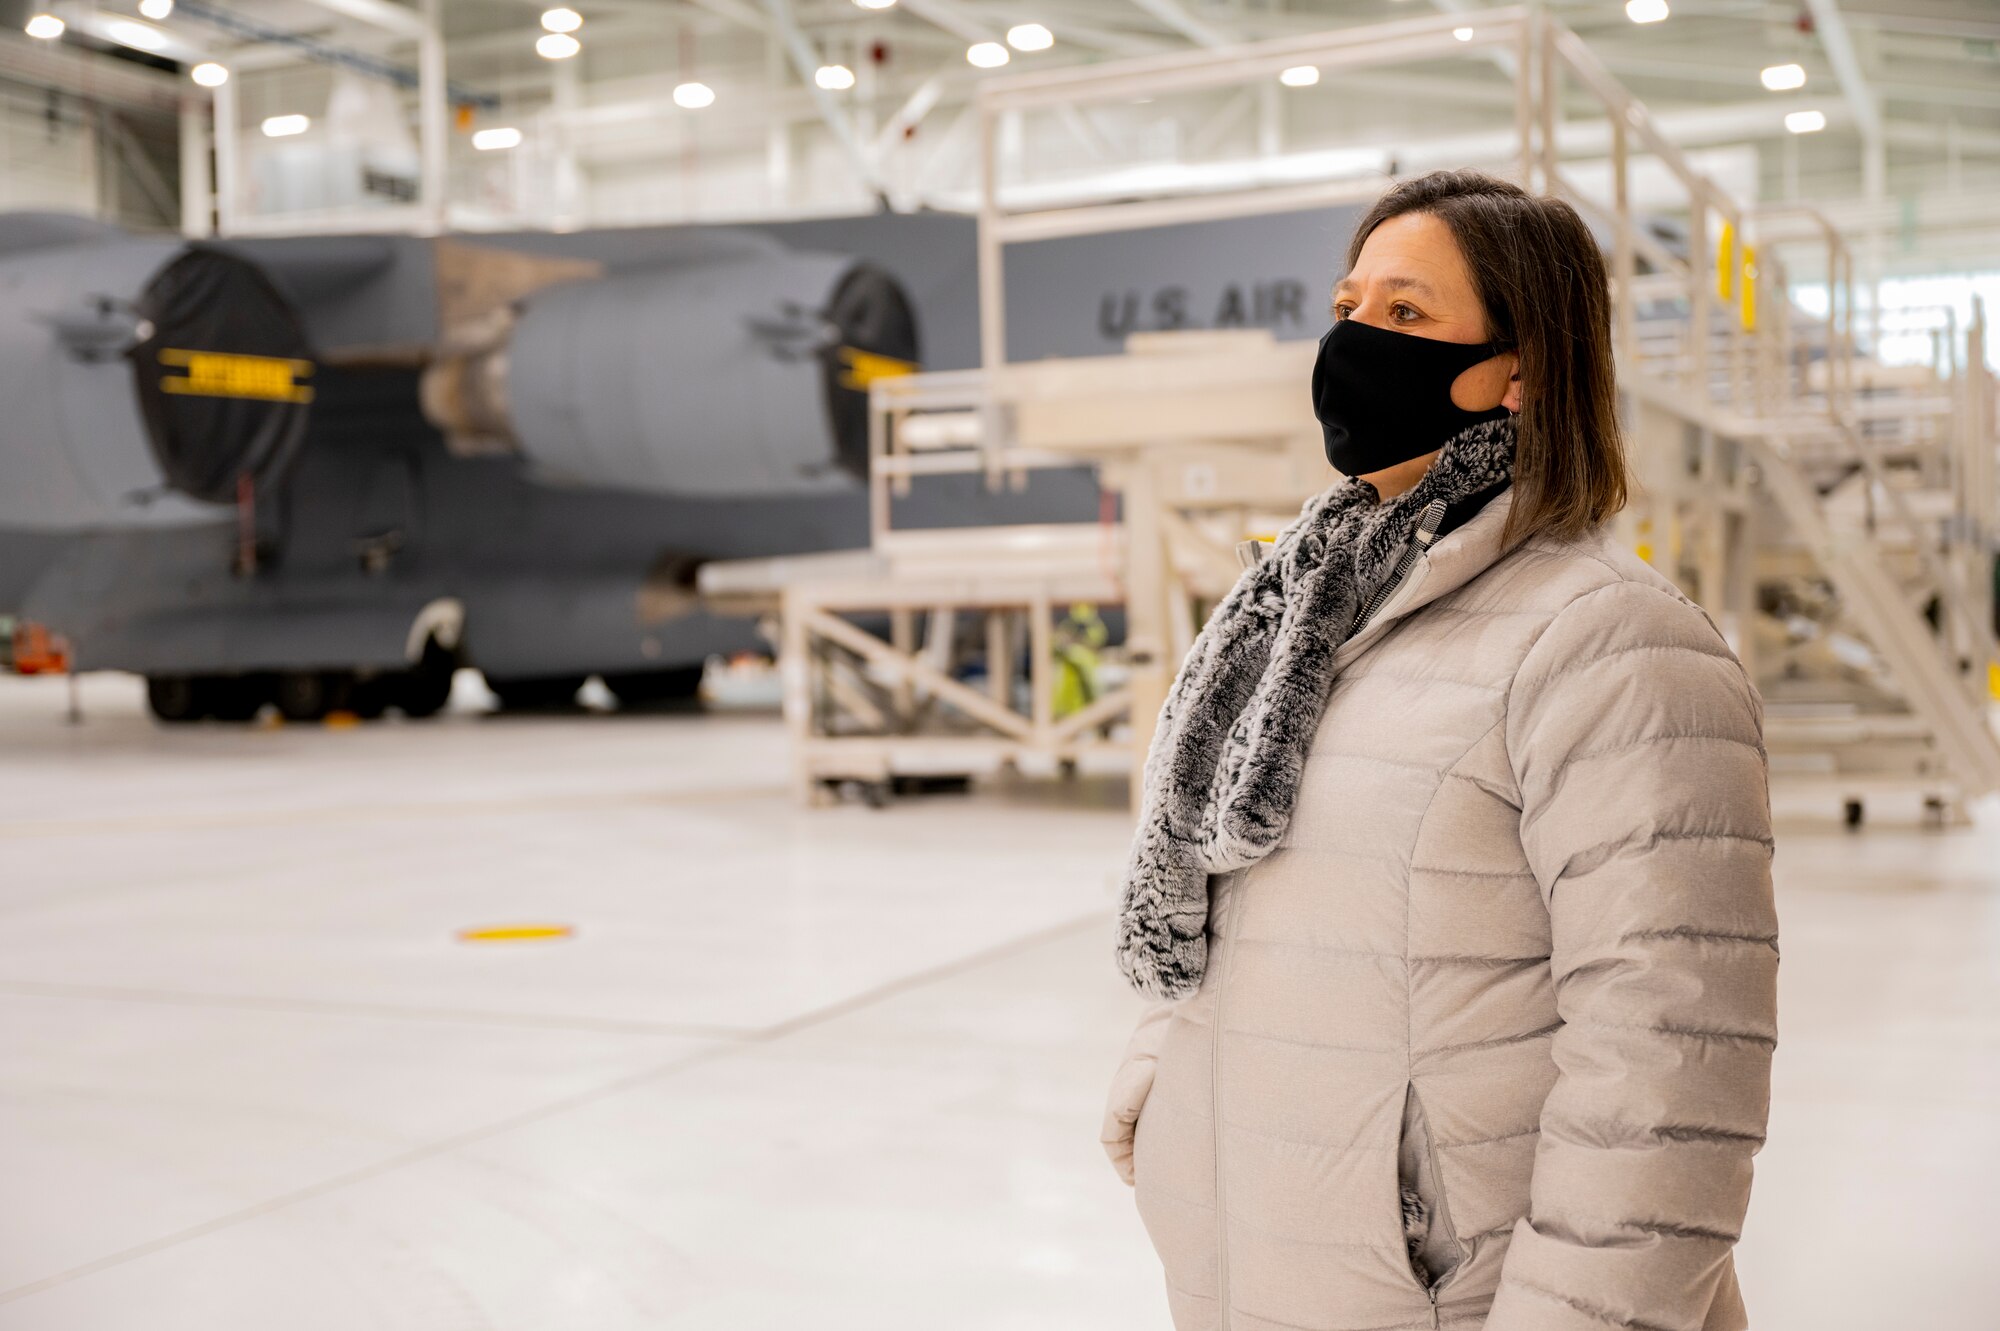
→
(1101, 169, 1777, 1331)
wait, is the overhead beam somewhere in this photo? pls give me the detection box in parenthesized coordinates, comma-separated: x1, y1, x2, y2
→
(900, 0, 996, 46)
(1842, 7, 2000, 42)
(1186, 86, 1256, 157)
(1803, 0, 1885, 142)
(1015, 20, 1171, 57)
(1125, 0, 1230, 49)
(1803, 0, 1886, 306)
(293, 0, 427, 41)
(1424, 0, 1520, 79)
(684, 0, 770, 32)
(761, 0, 888, 200)
(1875, 79, 2000, 113)
(55, 9, 211, 64)
(1055, 103, 1116, 161)
(99, 110, 179, 223)
(0, 27, 185, 114)
(873, 71, 951, 157)
(443, 14, 666, 62)
(960, 2, 1177, 54)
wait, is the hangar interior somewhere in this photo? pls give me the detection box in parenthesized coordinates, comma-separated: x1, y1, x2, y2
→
(2, 2, 1998, 1329)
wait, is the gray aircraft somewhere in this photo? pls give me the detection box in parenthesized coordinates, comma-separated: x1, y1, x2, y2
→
(0, 205, 1352, 722)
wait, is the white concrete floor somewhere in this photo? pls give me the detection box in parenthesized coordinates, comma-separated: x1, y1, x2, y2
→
(1, 673, 1995, 1329)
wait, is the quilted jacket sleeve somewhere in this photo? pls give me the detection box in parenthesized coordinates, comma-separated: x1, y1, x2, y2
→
(1101, 1000, 1176, 1186)
(1484, 579, 1778, 1331)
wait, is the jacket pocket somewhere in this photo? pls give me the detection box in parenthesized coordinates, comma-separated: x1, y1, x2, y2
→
(1396, 1082, 1467, 1292)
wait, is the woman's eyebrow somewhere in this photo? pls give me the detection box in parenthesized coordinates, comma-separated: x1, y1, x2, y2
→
(1330, 274, 1440, 302)
(1380, 274, 1438, 299)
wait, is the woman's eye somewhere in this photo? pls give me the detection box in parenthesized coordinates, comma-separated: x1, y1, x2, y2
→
(1332, 303, 1353, 320)
(1391, 302, 1420, 323)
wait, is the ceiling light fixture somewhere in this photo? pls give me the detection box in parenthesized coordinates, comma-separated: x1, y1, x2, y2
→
(24, 14, 64, 39)
(815, 64, 856, 90)
(541, 8, 582, 33)
(1624, 0, 1668, 23)
(261, 114, 310, 138)
(102, 17, 170, 51)
(1760, 62, 1806, 91)
(673, 81, 715, 109)
(967, 41, 1009, 68)
(1452, 26, 1474, 42)
(190, 61, 228, 87)
(853, 0, 898, 9)
(139, 0, 174, 18)
(536, 32, 580, 59)
(1279, 65, 1319, 87)
(473, 126, 523, 150)
(1007, 23, 1053, 52)
(1784, 109, 1826, 134)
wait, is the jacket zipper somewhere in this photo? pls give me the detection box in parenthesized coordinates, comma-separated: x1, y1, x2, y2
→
(1352, 498, 1448, 637)
(1423, 1101, 1466, 1328)
(1211, 868, 1242, 1329)
(1423, 1213, 1469, 1329)
(1214, 502, 1441, 1328)
(1427, 1253, 1467, 1329)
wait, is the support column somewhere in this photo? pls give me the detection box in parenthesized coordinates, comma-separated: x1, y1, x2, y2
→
(1255, 81, 1280, 159)
(764, 34, 791, 212)
(212, 74, 239, 235)
(1118, 460, 1170, 797)
(418, 0, 448, 233)
(179, 95, 213, 238)
(551, 57, 583, 227)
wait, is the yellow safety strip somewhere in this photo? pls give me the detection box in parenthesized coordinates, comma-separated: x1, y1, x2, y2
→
(158, 347, 315, 404)
(1740, 243, 1757, 332)
(836, 346, 916, 390)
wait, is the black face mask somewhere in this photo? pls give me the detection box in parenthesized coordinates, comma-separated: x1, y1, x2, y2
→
(1310, 318, 1512, 476)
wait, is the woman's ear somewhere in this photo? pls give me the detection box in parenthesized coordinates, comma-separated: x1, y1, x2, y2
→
(1501, 351, 1523, 413)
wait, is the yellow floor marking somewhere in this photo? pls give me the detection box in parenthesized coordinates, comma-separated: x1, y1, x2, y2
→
(457, 924, 574, 944)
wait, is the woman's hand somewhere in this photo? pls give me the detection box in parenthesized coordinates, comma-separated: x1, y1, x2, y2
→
(1101, 1001, 1176, 1186)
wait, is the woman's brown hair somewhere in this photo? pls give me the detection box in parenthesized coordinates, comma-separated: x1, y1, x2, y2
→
(1344, 169, 1627, 543)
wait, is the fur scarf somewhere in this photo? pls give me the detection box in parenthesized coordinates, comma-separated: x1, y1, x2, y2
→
(1115, 417, 1517, 1001)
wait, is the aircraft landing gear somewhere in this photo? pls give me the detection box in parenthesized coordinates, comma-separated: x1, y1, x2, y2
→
(394, 638, 457, 718)
(144, 647, 457, 725)
(275, 670, 352, 722)
(485, 673, 587, 711)
(144, 673, 271, 723)
(145, 674, 206, 723)
(603, 664, 705, 710)
(208, 675, 271, 721)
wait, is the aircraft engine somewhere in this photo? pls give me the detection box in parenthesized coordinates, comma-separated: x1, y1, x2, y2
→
(0, 217, 313, 532)
(421, 238, 918, 496)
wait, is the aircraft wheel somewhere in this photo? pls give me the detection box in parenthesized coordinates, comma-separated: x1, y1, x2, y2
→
(145, 675, 208, 723)
(486, 673, 587, 711)
(275, 671, 352, 722)
(603, 664, 705, 710)
(347, 675, 391, 720)
(208, 674, 270, 722)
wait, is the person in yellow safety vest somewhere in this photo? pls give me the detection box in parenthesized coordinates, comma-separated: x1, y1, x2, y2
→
(1051, 602, 1107, 719)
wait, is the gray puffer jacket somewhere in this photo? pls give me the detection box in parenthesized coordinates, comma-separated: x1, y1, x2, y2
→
(1101, 488, 1777, 1331)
